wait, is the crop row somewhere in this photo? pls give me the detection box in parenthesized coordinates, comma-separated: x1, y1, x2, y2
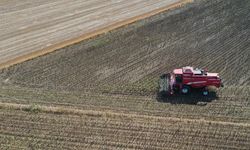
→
(0, 84, 249, 123)
(0, 108, 250, 150)
(0, 0, 249, 92)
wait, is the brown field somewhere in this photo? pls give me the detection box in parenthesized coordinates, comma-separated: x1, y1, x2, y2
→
(0, 0, 188, 69)
(0, 0, 250, 149)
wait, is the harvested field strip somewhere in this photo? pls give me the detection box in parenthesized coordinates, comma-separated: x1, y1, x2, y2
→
(0, 108, 250, 150)
(0, 0, 192, 69)
(0, 85, 249, 124)
(0, 125, 248, 150)
(1, 102, 250, 128)
(0, 102, 249, 126)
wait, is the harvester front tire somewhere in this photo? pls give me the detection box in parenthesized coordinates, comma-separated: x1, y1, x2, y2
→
(181, 85, 190, 94)
(202, 90, 209, 96)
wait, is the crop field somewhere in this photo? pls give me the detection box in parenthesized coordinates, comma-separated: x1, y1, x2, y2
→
(0, 0, 187, 68)
(0, 0, 250, 149)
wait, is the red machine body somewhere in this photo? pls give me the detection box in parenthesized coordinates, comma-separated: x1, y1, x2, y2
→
(159, 66, 223, 96)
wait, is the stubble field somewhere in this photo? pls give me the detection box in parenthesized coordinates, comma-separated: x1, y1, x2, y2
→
(0, 0, 250, 149)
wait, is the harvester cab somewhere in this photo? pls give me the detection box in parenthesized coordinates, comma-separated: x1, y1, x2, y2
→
(159, 66, 223, 96)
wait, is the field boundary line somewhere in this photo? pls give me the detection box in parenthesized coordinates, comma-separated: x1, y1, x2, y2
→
(1, 102, 249, 128)
(0, 0, 193, 70)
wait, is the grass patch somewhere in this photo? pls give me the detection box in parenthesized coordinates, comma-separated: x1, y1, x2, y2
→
(22, 104, 41, 113)
(91, 38, 110, 48)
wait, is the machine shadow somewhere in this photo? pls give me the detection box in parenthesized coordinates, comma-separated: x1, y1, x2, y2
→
(156, 89, 218, 106)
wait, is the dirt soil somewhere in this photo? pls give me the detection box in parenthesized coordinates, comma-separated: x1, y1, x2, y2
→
(0, 0, 250, 149)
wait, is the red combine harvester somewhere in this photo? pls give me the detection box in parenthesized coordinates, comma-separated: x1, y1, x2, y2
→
(159, 66, 223, 96)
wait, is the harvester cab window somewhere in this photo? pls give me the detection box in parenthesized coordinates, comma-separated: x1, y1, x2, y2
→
(201, 70, 207, 75)
(193, 68, 203, 75)
(175, 75, 182, 83)
(193, 68, 207, 75)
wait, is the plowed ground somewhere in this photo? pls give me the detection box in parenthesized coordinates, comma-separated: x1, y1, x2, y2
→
(0, 0, 250, 149)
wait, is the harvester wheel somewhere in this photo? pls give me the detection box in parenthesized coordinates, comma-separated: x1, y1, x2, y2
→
(181, 85, 190, 94)
(202, 90, 209, 96)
